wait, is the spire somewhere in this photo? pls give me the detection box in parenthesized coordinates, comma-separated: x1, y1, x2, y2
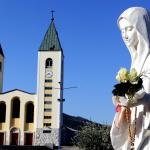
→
(39, 19, 62, 51)
(0, 44, 4, 57)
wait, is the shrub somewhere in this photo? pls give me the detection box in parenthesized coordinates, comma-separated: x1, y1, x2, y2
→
(72, 122, 113, 150)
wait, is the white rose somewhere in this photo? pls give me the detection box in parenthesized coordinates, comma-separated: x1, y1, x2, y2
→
(129, 68, 138, 84)
(116, 68, 128, 83)
(116, 74, 120, 82)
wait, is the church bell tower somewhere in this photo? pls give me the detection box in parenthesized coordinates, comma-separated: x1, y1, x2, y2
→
(0, 44, 4, 93)
(36, 16, 64, 147)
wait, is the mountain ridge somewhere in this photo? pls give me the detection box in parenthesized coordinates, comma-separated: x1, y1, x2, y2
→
(61, 113, 108, 146)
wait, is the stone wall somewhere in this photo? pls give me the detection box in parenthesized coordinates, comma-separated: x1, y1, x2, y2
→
(35, 128, 60, 147)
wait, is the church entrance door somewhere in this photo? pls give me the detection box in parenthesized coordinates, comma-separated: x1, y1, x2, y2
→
(0, 133, 4, 145)
(24, 133, 33, 145)
(11, 133, 18, 145)
(10, 128, 19, 145)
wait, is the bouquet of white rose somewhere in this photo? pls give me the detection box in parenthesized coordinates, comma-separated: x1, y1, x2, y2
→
(112, 68, 143, 103)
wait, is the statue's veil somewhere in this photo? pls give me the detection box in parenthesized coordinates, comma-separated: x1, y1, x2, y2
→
(117, 7, 150, 74)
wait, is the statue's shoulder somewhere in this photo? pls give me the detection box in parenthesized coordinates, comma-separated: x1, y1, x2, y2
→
(143, 55, 150, 70)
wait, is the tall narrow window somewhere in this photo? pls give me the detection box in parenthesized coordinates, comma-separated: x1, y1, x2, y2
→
(45, 58, 53, 68)
(0, 102, 6, 122)
(26, 102, 34, 123)
(12, 97, 20, 118)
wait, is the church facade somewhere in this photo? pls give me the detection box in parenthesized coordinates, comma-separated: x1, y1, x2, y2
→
(0, 18, 64, 147)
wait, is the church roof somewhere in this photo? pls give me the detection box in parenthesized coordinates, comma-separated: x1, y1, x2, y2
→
(39, 19, 63, 52)
(0, 44, 4, 57)
(0, 89, 35, 95)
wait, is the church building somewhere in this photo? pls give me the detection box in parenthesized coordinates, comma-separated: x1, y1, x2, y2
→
(0, 17, 64, 147)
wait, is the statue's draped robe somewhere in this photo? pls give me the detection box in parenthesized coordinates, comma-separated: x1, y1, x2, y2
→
(110, 7, 150, 150)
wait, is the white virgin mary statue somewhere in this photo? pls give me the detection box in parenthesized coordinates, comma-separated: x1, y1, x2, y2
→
(110, 7, 150, 150)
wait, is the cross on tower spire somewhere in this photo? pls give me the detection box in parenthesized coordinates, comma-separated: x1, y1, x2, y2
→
(51, 10, 55, 21)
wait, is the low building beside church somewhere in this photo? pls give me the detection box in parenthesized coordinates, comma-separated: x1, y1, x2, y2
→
(0, 18, 64, 147)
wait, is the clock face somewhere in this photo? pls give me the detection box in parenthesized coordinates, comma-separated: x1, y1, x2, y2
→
(46, 70, 53, 78)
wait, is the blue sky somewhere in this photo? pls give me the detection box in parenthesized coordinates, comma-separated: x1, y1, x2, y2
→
(0, 1, 149, 124)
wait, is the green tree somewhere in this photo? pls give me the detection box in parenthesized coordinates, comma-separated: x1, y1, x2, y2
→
(72, 122, 113, 150)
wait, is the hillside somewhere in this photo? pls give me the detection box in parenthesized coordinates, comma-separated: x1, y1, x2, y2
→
(61, 113, 110, 146)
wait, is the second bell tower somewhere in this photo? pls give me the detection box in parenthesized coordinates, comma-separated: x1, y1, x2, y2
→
(0, 44, 4, 93)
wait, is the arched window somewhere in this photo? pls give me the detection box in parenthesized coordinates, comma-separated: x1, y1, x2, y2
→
(26, 102, 34, 123)
(45, 58, 53, 68)
(0, 102, 6, 122)
(12, 97, 20, 118)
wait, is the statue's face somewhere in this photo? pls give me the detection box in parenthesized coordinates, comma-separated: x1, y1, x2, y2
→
(119, 18, 138, 48)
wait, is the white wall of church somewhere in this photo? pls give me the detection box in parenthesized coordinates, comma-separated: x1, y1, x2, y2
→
(36, 51, 63, 129)
(0, 90, 36, 145)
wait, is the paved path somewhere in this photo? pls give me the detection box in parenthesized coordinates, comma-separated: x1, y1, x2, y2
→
(61, 146, 80, 150)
